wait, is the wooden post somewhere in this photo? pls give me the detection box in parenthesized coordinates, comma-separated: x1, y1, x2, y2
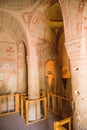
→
(54, 121, 57, 130)
(43, 91, 46, 97)
(25, 100, 28, 125)
(7, 97, 9, 113)
(21, 98, 23, 117)
(47, 94, 49, 109)
(44, 97, 47, 119)
(48, 94, 50, 110)
(0, 97, 1, 115)
(69, 118, 71, 130)
(52, 95, 54, 112)
(15, 94, 19, 112)
(58, 96, 62, 117)
(35, 101, 38, 120)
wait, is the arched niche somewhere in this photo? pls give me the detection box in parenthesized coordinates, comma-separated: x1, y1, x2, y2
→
(44, 60, 55, 93)
(0, 10, 29, 95)
(57, 29, 72, 98)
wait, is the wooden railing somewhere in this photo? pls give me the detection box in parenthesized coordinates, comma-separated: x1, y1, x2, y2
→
(0, 94, 19, 116)
(0, 91, 72, 127)
(21, 96, 47, 125)
(0, 91, 46, 119)
(46, 92, 72, 117)
(54, 116, 72, 130)
(40, 90, 46, 97)
(19, 91, 45, 113)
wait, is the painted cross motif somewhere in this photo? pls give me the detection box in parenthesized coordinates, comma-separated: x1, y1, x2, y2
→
(22, 12, 32, 27)
(78, 0, 85, 12)
(32, 10, 42, 25)
(6, 47, 14, 56)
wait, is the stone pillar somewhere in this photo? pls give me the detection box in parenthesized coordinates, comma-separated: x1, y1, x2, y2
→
(65, 37, 87, 130)
(59, 0, 87, 129)
(54, 60, 62, 95)
(70, 56, 87, 130)
(18, 42, 27, 93)
(27, 47, 41, 120)
(36, 43, 45, 91)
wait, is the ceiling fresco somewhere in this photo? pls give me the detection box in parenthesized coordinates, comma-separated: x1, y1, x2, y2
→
(0, 0, 40, 10)
(0, 0, 58, 10)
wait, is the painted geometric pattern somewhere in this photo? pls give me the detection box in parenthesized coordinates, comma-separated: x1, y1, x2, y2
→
(0, 41, 17, 59)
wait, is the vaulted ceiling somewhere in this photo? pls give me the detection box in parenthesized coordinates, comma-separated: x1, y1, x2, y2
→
(0, 0, 63, 46)
(0, 10, 28, 45)
(0, 0, 63, 20)
(0, 0, 40, 10)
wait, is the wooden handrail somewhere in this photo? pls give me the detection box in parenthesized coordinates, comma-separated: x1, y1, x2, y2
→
(15, 94, 19, 112)
(25, 100, 28, 125)
(0, 94, 19, 116)
(0, 94, 15, 98)
(46, 92, 72, 117)
(0, 97, 1, 114)
(21, 96, 47, 125)
(46, 92, 72, 101)
(0, 92, 46, 122)
(54, 116, 72, 130)
(27, 97, 46, 102)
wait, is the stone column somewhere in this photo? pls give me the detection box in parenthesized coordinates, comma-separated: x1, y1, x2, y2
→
(59, 0, 87, 129)
(70, 56, 87, 130)
(65, 37, 87, 130)
(27, 47, 41, 121)
(36, 43, 45, 91)
(54, 60, 62, 95)
(18, 42, 27, 93)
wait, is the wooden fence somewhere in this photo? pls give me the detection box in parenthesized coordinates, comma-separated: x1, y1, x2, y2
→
(46, 92, 72, 117)
(54, 116, 72, 130)
(0, 91, 72, 127)
(0, 94, 19, 116)
(20, 96, 47, 125)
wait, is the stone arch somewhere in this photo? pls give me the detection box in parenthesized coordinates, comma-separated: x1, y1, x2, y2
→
(0, 10, 29, 94)
(0, 10, 28, 49)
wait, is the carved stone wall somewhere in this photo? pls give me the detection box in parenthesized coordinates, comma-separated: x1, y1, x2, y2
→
(0, 31, 17, 94)
(59, 0, 87, 129)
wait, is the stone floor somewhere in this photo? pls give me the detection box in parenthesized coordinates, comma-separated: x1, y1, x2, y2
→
(0, 111, 59, 130)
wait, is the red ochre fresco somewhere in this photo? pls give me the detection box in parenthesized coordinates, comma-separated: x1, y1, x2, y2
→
(22, 10, 42, 28)
(22, 12, 32, 26)
(0, 1, 33, 8)
(78, 0, 85, 12)
(6, 47, 14, 56)
(0, 41, 15, 44)
(32, 10, 42, 25)
(59, 0, 69, 40)
(65, 40, 81, 57)
(0, 58, 17, 62)
(30, 28, 36, 37)
(18, 47, 23, 52)
(76, 1, 86, 36)
(0, 41, 16, 61)
(70, 57, 87, 68)
(59, 0, 86, 41)
(83, 16, 87, 31)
